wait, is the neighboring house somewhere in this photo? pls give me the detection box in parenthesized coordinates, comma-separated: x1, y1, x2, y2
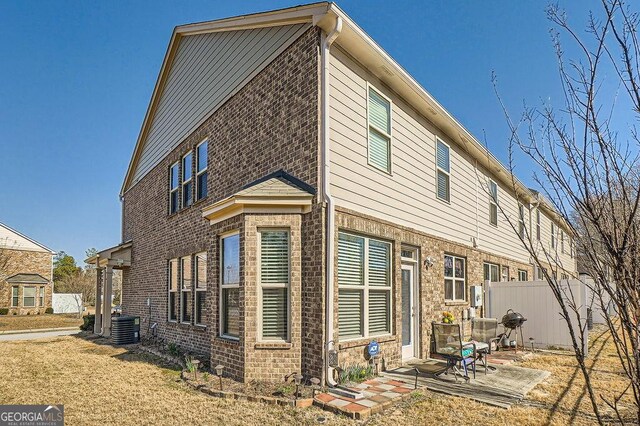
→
(91, 3, 577, 383)
(0, 222, 55, 315)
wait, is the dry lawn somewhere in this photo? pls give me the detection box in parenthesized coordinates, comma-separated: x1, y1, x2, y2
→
(0, 313, 83, 332)
(0, 326, 635, 425)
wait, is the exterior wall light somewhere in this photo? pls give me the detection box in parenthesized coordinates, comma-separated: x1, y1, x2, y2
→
(424, 257, 435, 268)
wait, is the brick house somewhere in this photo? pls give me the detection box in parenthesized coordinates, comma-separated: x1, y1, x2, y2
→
(92, 3, 577, 384)
(0, 222, 55, 315)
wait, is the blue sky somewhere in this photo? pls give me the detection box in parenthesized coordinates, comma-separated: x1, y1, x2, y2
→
(0, 1, 598, 262)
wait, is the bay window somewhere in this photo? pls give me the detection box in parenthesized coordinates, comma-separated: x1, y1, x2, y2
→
(12, 286, 18, 307)
(39, 286, 45, 306)
(220, 233, 240, 339)
(338, 232, 391, 340)
(259, 230, 290, 341)
(23, 286, 36, 307)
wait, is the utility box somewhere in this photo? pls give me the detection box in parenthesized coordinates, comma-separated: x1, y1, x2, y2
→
(470, 286, 483, 308)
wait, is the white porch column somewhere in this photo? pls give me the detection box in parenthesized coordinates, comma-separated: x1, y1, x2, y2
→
(94, 265, 103, 334)
(102, 265, 114, 337)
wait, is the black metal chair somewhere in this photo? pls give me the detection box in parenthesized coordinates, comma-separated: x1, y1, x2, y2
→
(431, 322, 477, 382)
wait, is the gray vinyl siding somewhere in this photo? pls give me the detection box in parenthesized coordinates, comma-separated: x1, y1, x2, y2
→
(329, 47, 541, 266)
(130, 23, 309, 186)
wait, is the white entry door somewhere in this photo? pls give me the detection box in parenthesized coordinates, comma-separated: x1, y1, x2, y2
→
(401, 264, 416, 360)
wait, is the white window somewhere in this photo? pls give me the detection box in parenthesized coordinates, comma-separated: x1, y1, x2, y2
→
(11, 286, 18, 307)
(181, 152, 193, 208)
(23, 286, 36, 307)
(258, 230, 290, 341)
(436, 139, 450, 202)
(561, 231, 565, 254)
(168, 259, 178, 321)
(194, 252, 207, 327)
(444, 255, 466, 301)
(368, 86, 392, 172)
(39, 286, 45, 307)
(196, 140, 208, 201)
(501, 265, 510, 282)
(489, 180, 498, 226)
(180, 256, 192, 323)
(483, 262, 500, 282)
(169, 162, 179, 214)
(338, 232, 392, 339)
(518, 269, 528, 281)
(518, 204, 526, 239)
(536, 209, 541, 240)
(534, 265, 547, 280)
(570, 238, 574, 258)
(220, 233, 240, 339)
(551, 223, 556, 248)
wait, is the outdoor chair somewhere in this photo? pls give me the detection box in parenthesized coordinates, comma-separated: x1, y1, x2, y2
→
(471, 317, 500, 374)
(431, 322, 477, 382)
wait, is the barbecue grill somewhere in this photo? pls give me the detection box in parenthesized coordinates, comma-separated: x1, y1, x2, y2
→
(498, 309, 527, 351)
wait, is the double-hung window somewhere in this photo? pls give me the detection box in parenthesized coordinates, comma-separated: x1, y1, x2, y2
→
(196, 140, 208, 201)
(259, 230, 290, 341)
(551, 223, 556, 248)
(39, 286, 45, 306)
(180, 256, 192, 323)
(483, 262, 500, 282)
(367, 87, 391, 173)
(221, 233, 240, 339)
(561, 231, 565, 253)
(536, 209, 541, 240)
(11, 286, 18, 307)
(518, 204, 526, 239)
(23, 286, 36, 307)
(168, 259, 178, 321)
(436, 139, 450, 202)
(194, 252, 207, 327)
(181, 152, 193, 208)
(518, 269, 528, 281)
(338, 232, 392, 339)
(444, 255, 466, 301)
(169, 162, 179, 214)
(489, 180, 498, 226)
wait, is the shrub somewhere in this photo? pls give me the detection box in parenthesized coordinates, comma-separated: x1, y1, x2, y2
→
(0, 308, 9, 315)
(167, 342, 180, 357)
(80, 314, 95, 331)
(45, 308, 54, 314)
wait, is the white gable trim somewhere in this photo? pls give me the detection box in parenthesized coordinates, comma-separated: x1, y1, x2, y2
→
(0, 222, 55, 254)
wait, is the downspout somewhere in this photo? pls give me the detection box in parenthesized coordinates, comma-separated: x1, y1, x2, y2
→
(321, 15, 342, 387)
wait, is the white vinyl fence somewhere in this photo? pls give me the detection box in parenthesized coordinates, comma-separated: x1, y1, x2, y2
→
(485, 280, 588, 355)
(52, 293, 83, 314)
(582, 276, 616, 325)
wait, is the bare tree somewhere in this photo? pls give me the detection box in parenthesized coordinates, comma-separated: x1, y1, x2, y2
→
(0, 238, 15, 282)
(491, 0, 640, 423)
(57, 271, 94, 318)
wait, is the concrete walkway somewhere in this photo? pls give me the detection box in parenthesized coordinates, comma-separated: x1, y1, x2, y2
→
(0, 328, 80, 341)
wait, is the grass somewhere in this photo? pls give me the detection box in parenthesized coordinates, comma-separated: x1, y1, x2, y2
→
(0, 313, 83, 332)
(0, 325, 635, 425)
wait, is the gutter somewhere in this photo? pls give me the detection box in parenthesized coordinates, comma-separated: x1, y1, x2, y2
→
(321, 13, 342, 387)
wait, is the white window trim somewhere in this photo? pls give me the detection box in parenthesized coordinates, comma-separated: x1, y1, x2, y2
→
(518, 204, 526, 239)
(366, 83, 393, 175)
(489, 179, 498, 227)
(257, 228, 291, 343)
(536, 209, 541, 241)
(180, 256, 192, 324)
(561, 231, 565, 254)
(501, 265, 510, 282)
(518, 269, 528, 281)
(444, 254, 466, 302)
(338, 232, 393, 341)
(168, 259, 178, 322)
(435, 137, 451, 203)
(23, 286, 36, 308)
(551, 223, 556, 249)
(195, 139, 208, 201)
(169, 161, 179, 214)
(39, 286, 45, 307)
(219, 231, 240, 340)
(11, 286, 19, 307)
(484, 262, 500, 283)
(181, 152, 193, 209)
(194, 251, 207, 328)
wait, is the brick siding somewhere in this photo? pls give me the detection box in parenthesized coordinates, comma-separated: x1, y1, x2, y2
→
(0, 249, 53, 315)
